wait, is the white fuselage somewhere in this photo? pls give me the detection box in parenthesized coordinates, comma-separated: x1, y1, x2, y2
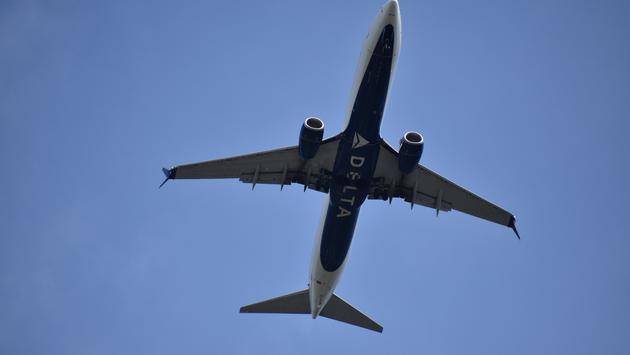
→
(308, 0, 401, 318)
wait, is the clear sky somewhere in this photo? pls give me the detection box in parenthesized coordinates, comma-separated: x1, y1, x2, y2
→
(1, 0, 629, 354)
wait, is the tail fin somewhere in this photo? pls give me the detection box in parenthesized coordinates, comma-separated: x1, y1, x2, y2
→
(240, 290, 383, 333)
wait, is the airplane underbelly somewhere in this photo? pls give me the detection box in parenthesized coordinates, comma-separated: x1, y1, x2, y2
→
(319, 201, 361, 272)
(343, 24, 396, 141)
(314, 23, 396, 276)
(309, 16, 400, 320)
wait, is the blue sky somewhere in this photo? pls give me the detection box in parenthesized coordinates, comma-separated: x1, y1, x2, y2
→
(1, 0, 629, 354)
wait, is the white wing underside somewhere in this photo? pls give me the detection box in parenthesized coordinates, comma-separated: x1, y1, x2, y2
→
(163, 136, 341, 193)
(162, 136, 517, 235)
(370, 139, 517, 233)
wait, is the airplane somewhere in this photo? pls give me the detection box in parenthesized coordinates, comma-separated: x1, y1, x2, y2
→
(160, 0, 519, 333)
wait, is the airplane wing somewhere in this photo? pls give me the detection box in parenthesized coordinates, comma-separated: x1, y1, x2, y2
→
(160, 136, 341, 193)
(370, 139, 520, 238)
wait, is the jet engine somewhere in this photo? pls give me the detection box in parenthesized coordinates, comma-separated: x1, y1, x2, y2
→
(299, 117, 325, 159)
(398, 131, 424, 173)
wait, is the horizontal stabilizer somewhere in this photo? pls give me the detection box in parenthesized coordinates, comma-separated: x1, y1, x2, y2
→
(320, 294, 383, 333)
(240, 289, 310, 314)
(240, 290, 382, 333)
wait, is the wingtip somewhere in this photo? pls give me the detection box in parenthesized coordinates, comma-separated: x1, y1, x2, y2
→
(159, 167, 176, 188)
(508, 216, 520, 240)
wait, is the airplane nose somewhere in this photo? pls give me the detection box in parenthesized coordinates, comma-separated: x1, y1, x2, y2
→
(385, 0, 399, 14)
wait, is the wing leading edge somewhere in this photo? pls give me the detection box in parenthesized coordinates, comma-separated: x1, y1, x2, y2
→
(371, 139, 520, 238)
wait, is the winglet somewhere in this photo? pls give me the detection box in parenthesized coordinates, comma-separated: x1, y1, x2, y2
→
(159, 167, 176, 188)
(508, 216, 520, 240)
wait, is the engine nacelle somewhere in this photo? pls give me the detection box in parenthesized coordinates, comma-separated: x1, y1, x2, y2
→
(398, 131, 424, 173)
(298, 117, 325, 159)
